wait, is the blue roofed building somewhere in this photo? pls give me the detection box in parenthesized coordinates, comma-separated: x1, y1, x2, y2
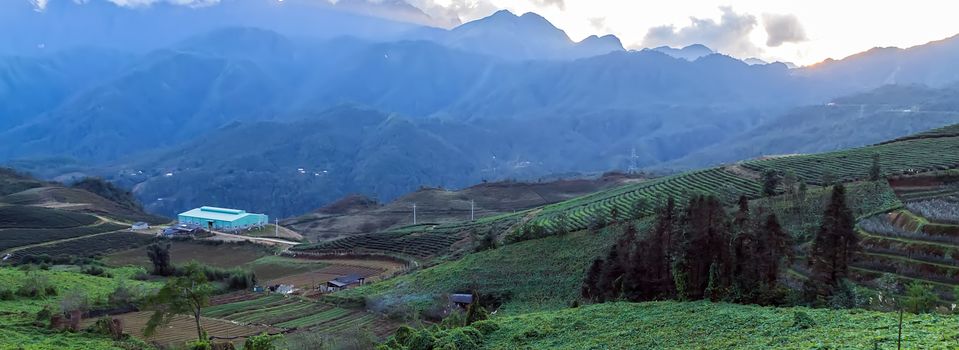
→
(177, 206, 268, 230)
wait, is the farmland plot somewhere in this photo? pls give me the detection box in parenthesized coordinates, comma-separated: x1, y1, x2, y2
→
(80, 311, 275, 346)
(9, 231, 155, 262)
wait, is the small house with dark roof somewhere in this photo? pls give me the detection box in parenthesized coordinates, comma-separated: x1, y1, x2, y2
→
(326, 274, 365, 292)
(450, 293, 473, 309)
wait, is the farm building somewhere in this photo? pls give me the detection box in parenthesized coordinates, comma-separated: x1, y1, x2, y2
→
(326, 274, 365, 292)
(177, 206, 268, 230)
(450, 294, 473, 309)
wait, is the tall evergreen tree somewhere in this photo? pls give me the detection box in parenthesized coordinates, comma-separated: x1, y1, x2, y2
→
(758, 213, 792, 285)
(808, 184, 858, 297)
(869, 154, 882, 182)
(581, 258, 604, 300)
(762, 170, 780, 197)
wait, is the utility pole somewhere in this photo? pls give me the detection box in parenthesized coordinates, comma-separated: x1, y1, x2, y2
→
(470, 200, 475, 221)
(275, 218, 278, 237)
(413, 203, 417, 225)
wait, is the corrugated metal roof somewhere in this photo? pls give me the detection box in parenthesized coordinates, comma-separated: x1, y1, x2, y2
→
(178, 207, 259, 222)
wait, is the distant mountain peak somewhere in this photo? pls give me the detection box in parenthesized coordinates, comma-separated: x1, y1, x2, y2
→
(650, 44, 715, 61)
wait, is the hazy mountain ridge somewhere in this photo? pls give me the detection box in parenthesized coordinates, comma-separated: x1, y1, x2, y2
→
(1, 9, 959, 218)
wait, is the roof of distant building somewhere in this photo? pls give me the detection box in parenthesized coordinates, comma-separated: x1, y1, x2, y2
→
(178, 206, 264, 222)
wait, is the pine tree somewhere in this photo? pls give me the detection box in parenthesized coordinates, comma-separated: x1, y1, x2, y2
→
(869, 154, 882, 182)
(808, 184, 858, 297)
(759, 213, 792, 285)
(762, 170, 780, 197)
(581, 258, 604, 300)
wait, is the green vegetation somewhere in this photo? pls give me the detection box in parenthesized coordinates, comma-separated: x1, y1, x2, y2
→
(145, 262, 215, 342)
(0, 205, 98, 229)
(0, 223, 128, 252)
(0, 266, 158, 350)
(10, 232, 156, 263)
(293, 231, 462, 259)
(332, 223, 636, 315)
(471, 301, 958, 349)
(742, 137, 959, 185)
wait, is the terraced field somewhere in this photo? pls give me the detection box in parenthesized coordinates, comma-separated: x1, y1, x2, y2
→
(8, 231, 156, 262)
(294, 168, 761, 260)
(0, 222, 128, 252)
(80, 311, 275, 346)
(202, 293, 396, 337)
(853, 180, 959, 298)
(295, 125, 959, 267)
(742, 137, 959, 185)
(293, 231, 464, 259)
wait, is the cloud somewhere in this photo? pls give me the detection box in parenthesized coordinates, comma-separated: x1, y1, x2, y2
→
(588, 16, 606, 30)
(641, 6, 760, 58)
(762, 13, 807, 47)
(530, 0, 564, 10)
(406, 0, 499, 25)
(29, 0, 49, 11)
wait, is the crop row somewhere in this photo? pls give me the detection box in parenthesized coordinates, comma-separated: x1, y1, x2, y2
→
(9, 231, 154, 261)
(0, 223, 127, 251)
(743, 136, 959, 185)
(293, 232, 461, 259)
(879, 123, 959, 144)
(0, 205, 98, 229)
(529, 168, 762, 233)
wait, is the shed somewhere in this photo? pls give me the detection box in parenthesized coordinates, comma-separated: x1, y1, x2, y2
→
(177, 206, 268, 230)
(326, 274, 366, 291)
(450, 294, 474, 308)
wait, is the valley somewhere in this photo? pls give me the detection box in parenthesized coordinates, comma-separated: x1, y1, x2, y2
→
(3, 2, 959, 349)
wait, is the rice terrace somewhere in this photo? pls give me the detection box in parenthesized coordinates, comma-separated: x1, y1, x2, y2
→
(4, 2, 959, 349)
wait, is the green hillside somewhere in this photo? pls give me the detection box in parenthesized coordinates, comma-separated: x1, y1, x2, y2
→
(470, 301, 957, 349)
(295, 123, 959, 263)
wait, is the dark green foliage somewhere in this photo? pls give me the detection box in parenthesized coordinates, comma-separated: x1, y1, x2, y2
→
(470, 320, 499, 335)
(827, 279, 863, 309)
(465, 291, 488, 325)
(791, 311, 816, 330)
(243, 333, 281, 350)
(807, 185, 858, 299)
(869, 154, 882, 182)
(762, 170, 780, 197)
(506, 222, 549, 243)
(903, 282, 938, 314)
(0, 288, 15, 300)
(17, 271, 57, 298)
(145, 262, 215, 341)
(471, 229, 498, 253)
(586, 195, 791, 306)
(0, 205, 97, 229)
(146, 242, 173, 276)
(11, 231, 155, 263)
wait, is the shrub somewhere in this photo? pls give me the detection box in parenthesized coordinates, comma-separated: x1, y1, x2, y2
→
(243, 333, 281, 350)
(903, 282, 938, 314)
(82, 265, 110, 277)
(187, 340, 212, 350)
(433, 329, 481, 350)
(0, 288, 14, 300)
(470, 320, 499, 335)
(17, 271, 56, 298)
(791, 311, 816, 330)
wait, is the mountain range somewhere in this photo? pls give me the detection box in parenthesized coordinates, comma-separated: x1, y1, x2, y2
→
(1, 3, 959, 218)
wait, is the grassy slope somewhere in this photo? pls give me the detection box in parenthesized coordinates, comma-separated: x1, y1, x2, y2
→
(330, 222, 638, 314)
(480, 301, 957, 349)
(0, 267, 158, 350)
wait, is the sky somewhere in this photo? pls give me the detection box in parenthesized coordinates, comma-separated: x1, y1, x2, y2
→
(405, 0, 959, 65)
(25, 0, 959, 65)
